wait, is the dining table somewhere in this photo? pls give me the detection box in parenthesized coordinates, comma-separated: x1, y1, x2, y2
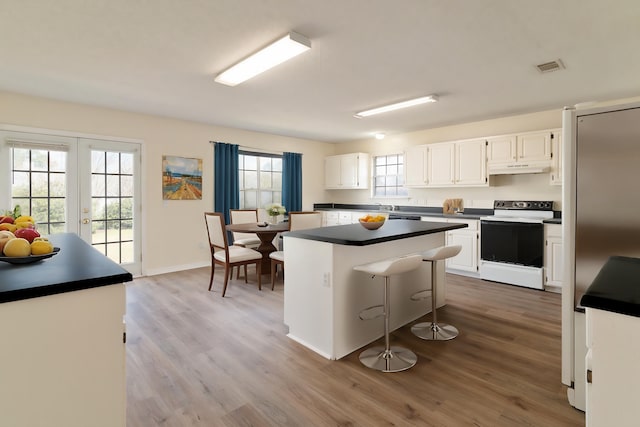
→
(225, 221, 290, 274)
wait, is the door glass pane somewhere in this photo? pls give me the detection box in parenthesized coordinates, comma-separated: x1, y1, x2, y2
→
(90, 150, 137, 266)
(10, 148, 67, 233)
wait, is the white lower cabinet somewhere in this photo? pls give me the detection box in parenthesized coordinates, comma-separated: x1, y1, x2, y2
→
(0, 284, 126, 427)
(423, 217, 479, 275)
(586, 308, 640, 426)
(544, 224, 563, 292)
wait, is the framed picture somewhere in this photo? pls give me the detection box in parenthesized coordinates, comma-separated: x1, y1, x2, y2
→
(162, 155, 203, 200)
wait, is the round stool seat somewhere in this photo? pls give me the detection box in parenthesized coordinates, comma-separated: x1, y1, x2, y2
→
(354, 253, 423, 277)
(353, 253, 422, 373)
(412, 245, 462, 341)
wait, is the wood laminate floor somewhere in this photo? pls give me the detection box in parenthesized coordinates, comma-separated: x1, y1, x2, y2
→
(126, 267, 585, 426)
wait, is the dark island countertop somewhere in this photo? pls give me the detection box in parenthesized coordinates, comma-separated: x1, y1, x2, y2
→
(285, 219, 467, 246)
(580, 256, 640, 318)
(0, 233, 133, 304)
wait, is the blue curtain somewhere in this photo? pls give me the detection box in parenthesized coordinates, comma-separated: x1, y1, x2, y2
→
(214, 142, 239, 224)
(282, 152, 302, 213)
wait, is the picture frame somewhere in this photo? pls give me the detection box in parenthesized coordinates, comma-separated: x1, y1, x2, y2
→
(162, 155, 203, 200)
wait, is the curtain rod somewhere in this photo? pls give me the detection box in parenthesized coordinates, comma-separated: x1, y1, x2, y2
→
(210, 140, 297, 156)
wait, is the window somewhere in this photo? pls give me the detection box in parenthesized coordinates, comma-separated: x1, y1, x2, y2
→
(373, 154, 408, 197)
(239, 152, 282, 209)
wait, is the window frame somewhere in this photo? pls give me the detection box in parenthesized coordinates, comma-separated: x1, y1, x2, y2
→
(238, 150, 283, 210)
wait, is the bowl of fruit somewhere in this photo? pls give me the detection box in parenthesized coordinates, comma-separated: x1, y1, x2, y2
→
(359, 214, 386, 230)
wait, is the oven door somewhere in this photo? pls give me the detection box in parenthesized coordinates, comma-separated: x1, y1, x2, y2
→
(480, 220, 543, 267)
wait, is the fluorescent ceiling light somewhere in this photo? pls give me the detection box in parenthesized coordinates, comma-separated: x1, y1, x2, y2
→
(374, 133, 385, 140)
(215, 31, 311, 86)
(355, 95, 439, 118)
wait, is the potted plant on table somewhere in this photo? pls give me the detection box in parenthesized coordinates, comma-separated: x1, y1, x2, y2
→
(265, 203, 286, 224)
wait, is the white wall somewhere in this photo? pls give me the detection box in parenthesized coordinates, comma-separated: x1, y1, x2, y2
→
(0, 91, 335, 275)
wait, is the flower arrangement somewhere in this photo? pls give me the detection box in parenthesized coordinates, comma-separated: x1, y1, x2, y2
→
(265, 203, 286, 217)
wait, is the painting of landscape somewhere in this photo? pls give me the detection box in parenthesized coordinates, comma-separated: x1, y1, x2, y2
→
(162, 155, 203, 200)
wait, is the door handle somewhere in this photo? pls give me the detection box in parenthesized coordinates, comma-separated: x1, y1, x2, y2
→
(82, 218, 90, 224)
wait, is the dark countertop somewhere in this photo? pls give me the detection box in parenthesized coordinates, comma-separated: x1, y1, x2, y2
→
(580, 256, 640, 318)
(313, 203, 491, 220)
(0, 233, 133, 304)
(285, 219, 467, 246)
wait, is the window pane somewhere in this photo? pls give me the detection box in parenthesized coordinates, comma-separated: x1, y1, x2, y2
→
(260, 171, 272, 189)
(106, 152, 120, 174)
(375, 157, 386, 166)
(92, 151, 105, 173)
(260, 191, 273, 207)
(31, 172, 49, 197)
(50, 151, 66, 172)
(120, 153, 133, 174)
(50, 173, 66, 197)
(107, 175, 119, 197)
(13, 148, 29, 170)
(244, 190, 257, 208)
(120, 176, 133, 197)
(373, 154, 406, 198)
(387, 164, 398, 176)
(31, 150, 48, 171)
(272, 158, 282, 172)
(245, 171, 257, 189)
(244, 156, 257, 170)
(272, 172, 282, 189)
(12, 172, 29, 197)
(260, 157, 272, 171)
(92, 175, 105, 197)
(49, 198, 65, 222)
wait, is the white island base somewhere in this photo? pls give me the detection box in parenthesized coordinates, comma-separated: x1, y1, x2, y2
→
(284, 231, 447, 360)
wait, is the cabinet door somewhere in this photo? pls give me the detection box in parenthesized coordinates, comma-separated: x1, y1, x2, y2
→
(545, 236, 563, 287)
(550, 129, 562, 185)
(404, 145, 428, 187)
(339, 154, 358, 188)
(455, 139, 487, 186)
(517, 131, 552, 163)
(325, 156, 342, 189)
(427, 142, 455, 186)
(446, 230, 478, 272)
(487, 135, 516, 164)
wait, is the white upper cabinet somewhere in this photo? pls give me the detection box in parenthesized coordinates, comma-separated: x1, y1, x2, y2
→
(517, 130, 552, 163)
(455, 139, 487, 186)
(550, 128, 562, 185)
(487, 130, 553, 174)
(324, 153, 370, 189)
(486, 135, 516, 164)
(427, 142, 455, 186)
(403, 144, 429, 187)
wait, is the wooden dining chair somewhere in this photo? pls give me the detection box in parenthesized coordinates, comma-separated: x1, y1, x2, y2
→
(230, 209, 261, 279)
(269, 211, 323, 290)
(204, 212, 262, 297)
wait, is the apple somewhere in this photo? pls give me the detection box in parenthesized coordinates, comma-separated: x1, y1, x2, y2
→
(0, 230, 15, 253)
(0, 216, 14, 224)
(14, 227, 40, 243)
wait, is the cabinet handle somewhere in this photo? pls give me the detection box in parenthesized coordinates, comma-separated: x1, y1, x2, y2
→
(586, 369, 592, 384)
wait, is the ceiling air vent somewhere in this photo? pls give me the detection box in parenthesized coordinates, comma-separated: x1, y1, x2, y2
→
(536, 59, 565, 73)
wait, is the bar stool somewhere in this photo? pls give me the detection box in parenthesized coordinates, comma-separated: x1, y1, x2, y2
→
(411, 245, 462, 341)
(354, 254, 423, 372)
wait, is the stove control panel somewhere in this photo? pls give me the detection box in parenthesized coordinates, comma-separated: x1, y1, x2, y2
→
(493, 200, 553, 211)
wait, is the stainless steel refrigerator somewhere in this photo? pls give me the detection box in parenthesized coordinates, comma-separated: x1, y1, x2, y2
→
(562, 101, 640, 411)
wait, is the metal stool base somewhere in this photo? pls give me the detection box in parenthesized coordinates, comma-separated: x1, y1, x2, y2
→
(359, 346, 417, 372)
(411, 322, 458, 341)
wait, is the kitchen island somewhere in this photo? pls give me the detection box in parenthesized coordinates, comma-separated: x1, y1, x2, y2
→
(283, 219, 466, 360)
(0, 233, 132, 427)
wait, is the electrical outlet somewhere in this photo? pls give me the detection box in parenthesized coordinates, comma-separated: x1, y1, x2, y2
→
(323, 272, 331, 287)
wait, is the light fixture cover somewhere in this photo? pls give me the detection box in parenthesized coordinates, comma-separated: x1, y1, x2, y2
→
(215, 31, 311, 86)
(355, 95, 439, 118)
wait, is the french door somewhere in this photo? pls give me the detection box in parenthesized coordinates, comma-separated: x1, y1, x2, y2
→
(0, 129, 142, 275)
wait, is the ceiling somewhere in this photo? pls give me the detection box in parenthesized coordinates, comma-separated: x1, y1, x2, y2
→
(1, 1, 639, 143)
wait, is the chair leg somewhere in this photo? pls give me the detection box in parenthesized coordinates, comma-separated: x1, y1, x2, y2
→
(256, 261, 262, 291)
(208, 263, 215, 291)
(243, 265, 248, 283)
(271, 260, 277, 290)
(221, 265, 231, 297)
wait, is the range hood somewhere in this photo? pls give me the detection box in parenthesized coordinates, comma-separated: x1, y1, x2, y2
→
(488, 162, 550, 175)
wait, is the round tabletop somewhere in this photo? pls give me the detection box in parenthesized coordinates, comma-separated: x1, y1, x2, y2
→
(225, 222, 290, 233)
